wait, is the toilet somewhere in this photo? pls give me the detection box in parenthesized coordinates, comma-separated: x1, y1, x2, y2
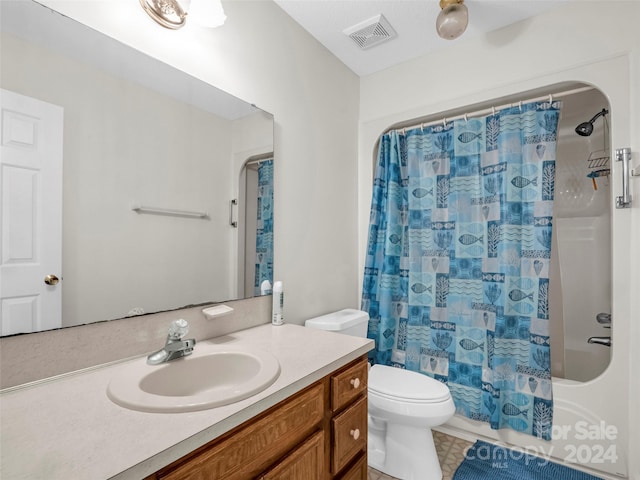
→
(305, 309, 456, 480)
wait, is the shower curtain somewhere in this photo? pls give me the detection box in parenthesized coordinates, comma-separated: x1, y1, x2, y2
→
(254, 159, 273, 295)
(362, 101, 560, 440)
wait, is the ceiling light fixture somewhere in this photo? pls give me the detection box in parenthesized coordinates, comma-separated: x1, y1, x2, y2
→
(188, 0, 227, 28)
(140, 0, 226, 30)
(436, 0, 469, 40)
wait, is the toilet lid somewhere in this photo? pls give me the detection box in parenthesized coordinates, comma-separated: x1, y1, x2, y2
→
(369, 365, 451, 402)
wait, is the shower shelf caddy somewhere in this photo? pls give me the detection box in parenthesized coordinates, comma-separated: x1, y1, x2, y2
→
(584, 110, 610, 190)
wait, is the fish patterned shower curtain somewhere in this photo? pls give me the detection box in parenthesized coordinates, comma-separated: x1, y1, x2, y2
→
(362, 101, 560, 440)
(254, 159, 273, 295)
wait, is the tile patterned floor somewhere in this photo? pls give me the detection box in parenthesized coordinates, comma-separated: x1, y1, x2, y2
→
(367, 431, 474, 480)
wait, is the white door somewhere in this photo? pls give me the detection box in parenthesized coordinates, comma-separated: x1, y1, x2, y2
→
(0, 89, 63, 335)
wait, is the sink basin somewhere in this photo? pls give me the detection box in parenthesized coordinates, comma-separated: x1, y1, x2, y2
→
(107, 347, 281, 413)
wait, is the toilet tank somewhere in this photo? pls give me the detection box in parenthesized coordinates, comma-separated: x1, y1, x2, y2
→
(304, 309, 369, 337)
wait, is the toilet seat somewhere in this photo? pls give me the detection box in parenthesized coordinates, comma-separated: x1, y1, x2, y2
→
(369, 364, 451, 403)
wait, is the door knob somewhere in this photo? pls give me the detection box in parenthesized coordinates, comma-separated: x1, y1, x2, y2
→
(44, 274, 60, 285)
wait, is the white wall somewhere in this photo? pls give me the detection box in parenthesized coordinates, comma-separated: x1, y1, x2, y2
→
(358, 2, 639, 478)
(35, 0, 362, 325)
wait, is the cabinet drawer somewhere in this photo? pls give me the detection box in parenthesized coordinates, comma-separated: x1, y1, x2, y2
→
(337, 454, 367, 480)
(157, 382, 324, 480)
(259, 430, 324, 479)
(331, 358, 368, 412)
(331, 395, 367, 474)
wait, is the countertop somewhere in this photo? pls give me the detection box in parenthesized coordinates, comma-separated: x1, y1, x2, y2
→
(0, 323, 374, 479)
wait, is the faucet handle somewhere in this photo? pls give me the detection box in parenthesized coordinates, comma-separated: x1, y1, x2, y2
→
(596, 313, 611, 326)
(168, 319, 189, 340)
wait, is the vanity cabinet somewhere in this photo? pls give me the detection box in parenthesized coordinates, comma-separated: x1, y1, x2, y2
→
(147, 356, 368, 480)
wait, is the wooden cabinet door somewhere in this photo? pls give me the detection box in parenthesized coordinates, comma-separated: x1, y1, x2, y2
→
(337, 455, 367, 480)
(157, 383, 324, 480)
(259, 430, 324, 480)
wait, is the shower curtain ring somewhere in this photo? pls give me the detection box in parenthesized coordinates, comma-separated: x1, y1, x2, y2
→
(491, 106, 496, 116)
(464, 113, 468, 122)
(443, 117, 447, 127)
(518, 101, 522, 112)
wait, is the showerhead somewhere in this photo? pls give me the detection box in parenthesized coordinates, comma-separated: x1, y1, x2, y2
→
(575, 108, 609, 136)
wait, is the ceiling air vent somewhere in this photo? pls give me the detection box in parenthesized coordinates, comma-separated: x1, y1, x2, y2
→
(344, 14, 397, 50)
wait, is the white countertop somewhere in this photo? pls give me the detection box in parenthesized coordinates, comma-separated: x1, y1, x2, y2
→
(0, 323, 373, 479)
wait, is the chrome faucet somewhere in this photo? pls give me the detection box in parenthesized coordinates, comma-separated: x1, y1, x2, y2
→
(588, 312, 612, 347)
(587, 336, 611, 347)
(147, 319, 196, 365)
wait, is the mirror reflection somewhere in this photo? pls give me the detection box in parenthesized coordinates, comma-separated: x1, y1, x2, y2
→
(0, 0, 274, 335)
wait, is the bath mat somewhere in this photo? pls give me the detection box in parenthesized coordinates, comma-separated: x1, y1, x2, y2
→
(453, 440, 603, 480)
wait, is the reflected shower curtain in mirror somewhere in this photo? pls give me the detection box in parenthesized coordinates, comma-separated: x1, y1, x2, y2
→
(254, 159, 273, 295)
(362, 101, 561, 439)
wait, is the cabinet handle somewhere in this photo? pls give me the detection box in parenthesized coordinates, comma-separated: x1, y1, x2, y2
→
(350, 429, 360, 440)
(350, 378, 360, 389)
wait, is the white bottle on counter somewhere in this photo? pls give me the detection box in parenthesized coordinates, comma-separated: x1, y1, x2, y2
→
(272, 281, 284, 326)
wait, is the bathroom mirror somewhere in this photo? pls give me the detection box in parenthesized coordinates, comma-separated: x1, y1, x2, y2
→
(0, 0, 274, 335)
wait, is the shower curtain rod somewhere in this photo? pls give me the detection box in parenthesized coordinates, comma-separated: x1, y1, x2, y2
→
(391, 86, 594, 134)
(244, 153, 274, 166)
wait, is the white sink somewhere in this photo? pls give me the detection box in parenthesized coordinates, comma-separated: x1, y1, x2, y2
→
(107, 346, 281, 413)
